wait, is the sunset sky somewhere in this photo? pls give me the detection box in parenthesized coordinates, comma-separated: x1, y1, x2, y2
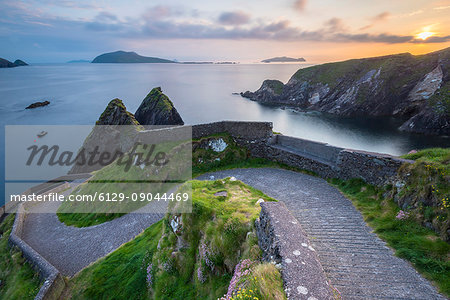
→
(1, 0, 450, 63)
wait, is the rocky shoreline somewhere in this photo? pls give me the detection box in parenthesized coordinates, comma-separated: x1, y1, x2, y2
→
(242, 47, 450, 136)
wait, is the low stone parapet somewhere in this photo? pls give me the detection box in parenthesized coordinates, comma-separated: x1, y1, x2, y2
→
(256, 201, 334, 300)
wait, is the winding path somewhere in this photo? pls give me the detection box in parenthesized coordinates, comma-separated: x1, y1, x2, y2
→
(198, 168, 446, 300)
(20, 168, 445, 299)
(21, 180, 167, 276)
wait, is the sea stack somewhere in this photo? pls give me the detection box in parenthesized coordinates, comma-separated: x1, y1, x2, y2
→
(96, 98, 140, 125)
(134, 87, 184, 125)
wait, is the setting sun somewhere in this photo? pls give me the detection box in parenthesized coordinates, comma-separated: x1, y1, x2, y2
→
(417, 31, 435, 40)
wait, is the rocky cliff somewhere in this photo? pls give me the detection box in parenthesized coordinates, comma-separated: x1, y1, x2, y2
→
(242, 47, 450, 135)
(0, 58, 28, 68)
(134, 87, 184, 126)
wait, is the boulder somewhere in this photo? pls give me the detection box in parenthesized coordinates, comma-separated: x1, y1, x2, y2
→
(26, 101, 50, 109)
(134, 87, 184, 126)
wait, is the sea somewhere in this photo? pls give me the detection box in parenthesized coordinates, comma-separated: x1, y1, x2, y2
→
(1, 63, 449, 205)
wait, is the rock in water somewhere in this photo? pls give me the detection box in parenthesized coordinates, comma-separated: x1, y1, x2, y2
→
(96, 98, 140, 125)
(134, 87, 184, 125)
(26, 101, 50, 109)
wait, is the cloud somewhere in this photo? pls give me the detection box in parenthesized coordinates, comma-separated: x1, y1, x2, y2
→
(411, 35, 450, 43)
(324, 18, 347, 33)
(143, 5, 174, 20)
(96, 12, 118, 22)
(293, 0, 307, 12)
(2, 0, 449, 61)
(360, 11, 391, 30)
(434, 5, 450, 10)
(84, 12, 127, 32)
(218, 11, 250, 25)
(372, 11, 391, 21)
(408, 10, 423, 16)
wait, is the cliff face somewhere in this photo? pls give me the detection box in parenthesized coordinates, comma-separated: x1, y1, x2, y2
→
(134, 87, 184, 126)
(242, 47, 450, 135)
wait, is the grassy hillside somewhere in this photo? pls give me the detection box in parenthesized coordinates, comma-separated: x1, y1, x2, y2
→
(65, 179, 285, 300)
(396, 148, 450, 240)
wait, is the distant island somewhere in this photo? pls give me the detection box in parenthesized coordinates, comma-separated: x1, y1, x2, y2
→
(92, 51, 175, 64)
(67, 60, 91, 63)
(0, 58, 28, 68)
(261, 56, 306, 63)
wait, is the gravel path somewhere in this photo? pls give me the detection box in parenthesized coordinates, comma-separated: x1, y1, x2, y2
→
(198, 168, 446, 300)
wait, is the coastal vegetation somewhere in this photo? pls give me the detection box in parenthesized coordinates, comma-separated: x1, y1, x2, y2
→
(0, 215, 41, 300)
(397, 148, 450, 240)
(64, 179, 285, 299)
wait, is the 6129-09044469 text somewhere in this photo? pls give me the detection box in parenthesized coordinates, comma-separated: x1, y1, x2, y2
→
(10, 192, 190, 203)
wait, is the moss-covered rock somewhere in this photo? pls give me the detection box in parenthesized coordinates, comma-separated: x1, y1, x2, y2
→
(134, 87, 184, 126)
(96, 98, 140, 125)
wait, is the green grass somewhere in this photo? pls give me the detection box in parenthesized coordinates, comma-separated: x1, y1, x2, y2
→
(263, 80, 284, 95)
(330, 178, 450, 296)
(67, 221, 163, 299)
(0, 215, 42, 300)
(401, 148, 450, 166)
(66, 179, 283, 299)
(150, 179, 276, 299)
(231, 263, 286, 300)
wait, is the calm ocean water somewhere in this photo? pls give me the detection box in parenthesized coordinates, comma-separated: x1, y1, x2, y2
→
(1, 63, 449, 204)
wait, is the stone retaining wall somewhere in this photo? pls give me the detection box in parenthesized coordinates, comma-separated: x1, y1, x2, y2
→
(337, 149, 412, 186)
(187, 121, 410, 186)
(256, 201, 334, 300)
